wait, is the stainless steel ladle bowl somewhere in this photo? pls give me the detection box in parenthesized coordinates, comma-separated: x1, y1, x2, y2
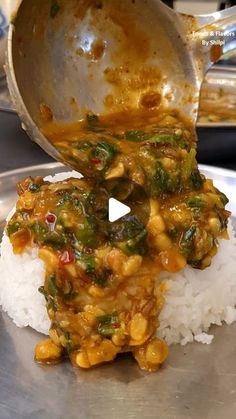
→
(6, 0, 236, 168)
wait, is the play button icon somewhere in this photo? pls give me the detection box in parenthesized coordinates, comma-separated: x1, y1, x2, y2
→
(108, 198, 131, 223)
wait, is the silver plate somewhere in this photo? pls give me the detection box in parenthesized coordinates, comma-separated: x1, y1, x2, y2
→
(1, 162, 236, 419)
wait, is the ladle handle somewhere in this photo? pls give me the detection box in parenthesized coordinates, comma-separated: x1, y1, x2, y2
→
(181, 6, 236, 77)
(197, 6, 236, 52)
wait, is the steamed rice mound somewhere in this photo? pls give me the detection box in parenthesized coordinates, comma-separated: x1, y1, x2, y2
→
(0, 172, 236, 346)
(158, 219, 236, 345)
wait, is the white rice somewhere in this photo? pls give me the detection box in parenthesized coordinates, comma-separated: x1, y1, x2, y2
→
(0, 171, 236, 347)
(158, 219, 236, 345)
(0, 171, 82, 334)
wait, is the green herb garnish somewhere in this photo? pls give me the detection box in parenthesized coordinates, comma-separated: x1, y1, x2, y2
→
(191, 169, 203, 190)
(97, 314, 119, 336)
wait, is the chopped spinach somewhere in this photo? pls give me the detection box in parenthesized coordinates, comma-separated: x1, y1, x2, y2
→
(109, 214, 148, 255)
(116, 229, 148, 256)
(183, 225, 196, 242)
(149, 160, 179, 196)
(168, 227, 178, 241)
(108, 214, 144, 242)
(188, 259, 202, 269)
(29, 222, 47, 242)
(219, 191, 229, 206)
(180, 225, 196, 256)
(50, 0, 60, 18)
(155, 161, 169, 191)
(29, 183, 41, 193)
(47, 298, 57, 312)
(7, 221, 22, 236)
(186, 197, 206, 208)
(215, 208, 228, 230)
(124, 130, 187, 148)
(181, 149, 196, 181)
(148, 133, 187, 149)
(63, 282, 78, 300)
(79, 254, 96, 273)
(75, 219, 97, 248)
(90, 142, 117, 171)
(191, 169, 203, 190)
(63, 331, 73, 350)
(43, 231, 67, 249)
(93, 275, 108, 287)
(124, 130, 148, 142)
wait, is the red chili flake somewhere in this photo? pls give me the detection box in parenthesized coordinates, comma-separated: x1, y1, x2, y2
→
(91, 158, 102, 165)
(45, 212, 56, 224)
(84, 247, 94, 255)
(59, 250, 74, 266)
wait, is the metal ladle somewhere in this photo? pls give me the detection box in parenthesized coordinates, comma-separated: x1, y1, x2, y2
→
(6, 0, 236, 172)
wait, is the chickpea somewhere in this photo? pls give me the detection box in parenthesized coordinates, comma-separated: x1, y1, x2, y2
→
(108, 250, 143, 277)
(112, 333, 126, 347)
(145, 339, 168, 365)
(130, 167, 145, 186)
(82, 311, 97, 327)
(154, 233, 172, 251)
(159, 249, 186, 273)
(175, 128, 182, 136)
(18, 191, 35, 210)
(88, 285, 106, 298)
(148, 215, 165, 236)
(129, 313, 148, 344)
(122, 255, 143, 277)
(107, 249, 127, 274)
(133, 338, 168, 371)
(208, 217, 221, 236)
(35, 339, 62, 364)
(76, 351, 91, 369)
(161, 157, 176, 171)
(149, 199, 160, 217)
(87, 340, 119, 366)
(105, 162, 125, 179)
(84, 305, 105, 317)
(75, 340, 119, 368)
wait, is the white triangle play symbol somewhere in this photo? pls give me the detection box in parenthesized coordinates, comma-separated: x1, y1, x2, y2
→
(108, 198, 131, 222)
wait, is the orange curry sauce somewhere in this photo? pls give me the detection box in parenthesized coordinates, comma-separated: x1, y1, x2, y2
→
(7, 108, 230, 371)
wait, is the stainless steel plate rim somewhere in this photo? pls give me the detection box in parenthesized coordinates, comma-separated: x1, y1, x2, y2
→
(0, 161, 63, 179)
